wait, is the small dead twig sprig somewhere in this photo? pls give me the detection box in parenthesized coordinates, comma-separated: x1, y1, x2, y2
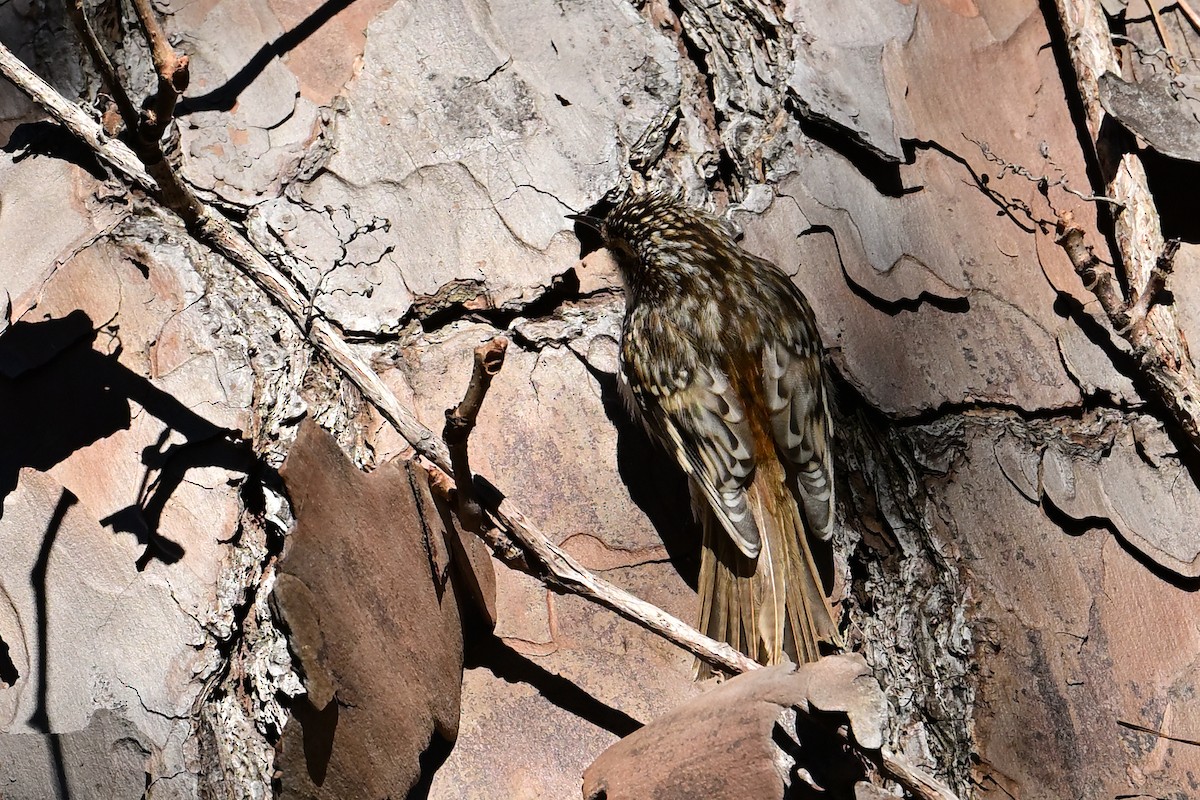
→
(1054, 220, 1130, 329)
(129, 0, 189, 145)
(1126, 239, 1179, 332)
(1055, 215, 1178, 336)
(966, 134, 1121, 208)
(304, 209, 391, 331)
(1111, 34, 1196, 73)
(64, 0, 196, 217)
(66, 0, 139, 134)
(443, 338, 509, 532)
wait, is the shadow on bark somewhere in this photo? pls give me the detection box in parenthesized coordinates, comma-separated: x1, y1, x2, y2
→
(0, 310, 257, 570)
(466, 631, 644, 738)
(774, 710, 869, 798)
(409, 729, 455, 800)
(1139, 149, 1200, 244)
(27, 488, 76, 800)
(175, 0, 359, 116)
(586, 363, 704, 588)
(2, 121, 109, 181)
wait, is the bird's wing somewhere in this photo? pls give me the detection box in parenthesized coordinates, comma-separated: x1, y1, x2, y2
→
(620, 309, 761, 557)
(760, 326, 835, 540)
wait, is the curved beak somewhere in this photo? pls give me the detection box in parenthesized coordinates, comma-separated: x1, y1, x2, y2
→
(566, 212, 604, 233)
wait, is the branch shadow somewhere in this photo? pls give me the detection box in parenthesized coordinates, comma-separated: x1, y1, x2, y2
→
(465, 631, 643, 739)
(0, 310, 258, 570)
(176, 0, 360, 116)
(2, 121, 109, 182)
(27, 488, 76, 800)
(583, 363, 703, 589)
(2, 310, 276, 791)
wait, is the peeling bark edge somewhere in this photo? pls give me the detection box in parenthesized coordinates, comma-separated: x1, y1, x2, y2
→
(1051, 0, 1200, 463)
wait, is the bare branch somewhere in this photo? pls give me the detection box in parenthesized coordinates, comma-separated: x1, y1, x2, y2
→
(1126, 239, 1179, 331)
(879, 749, 962, 800)
(66, 0, 139, 134)
(1054, 220, 1130, 330)
(444, 338, 509, 532)
(1179, 0, 1200, 35)
(1051, 0, 1200, 459)
(1118, 717, 1200, 747)
(1147, 0, 1181, 72)
(62, 0, 197, 219)
(129, 0, 189, 144)
(0, 45, 154, 188)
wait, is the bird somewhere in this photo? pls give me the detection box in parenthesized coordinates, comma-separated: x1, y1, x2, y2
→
(569, 189, 843, 673)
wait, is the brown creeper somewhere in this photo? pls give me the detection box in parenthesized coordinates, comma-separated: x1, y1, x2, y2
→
(571, 191, 842, 670)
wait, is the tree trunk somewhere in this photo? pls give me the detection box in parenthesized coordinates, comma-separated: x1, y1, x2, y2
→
(0, 0, 1197, 798)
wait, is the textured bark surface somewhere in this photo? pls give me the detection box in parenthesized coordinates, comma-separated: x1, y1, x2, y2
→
(582, 655, 888, 800)
(272, 418, 494, 799)
(2, 0, 1199, 798)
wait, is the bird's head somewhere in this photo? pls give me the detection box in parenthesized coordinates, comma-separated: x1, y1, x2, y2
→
(568, 190, 730, 293)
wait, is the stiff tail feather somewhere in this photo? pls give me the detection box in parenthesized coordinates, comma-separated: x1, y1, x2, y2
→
(693, 458, 842, 678)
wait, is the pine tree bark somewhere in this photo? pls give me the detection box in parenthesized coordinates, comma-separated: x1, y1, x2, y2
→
(0, 1, 1197, 798)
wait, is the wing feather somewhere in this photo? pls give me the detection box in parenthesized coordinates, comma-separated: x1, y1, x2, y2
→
(621, 308, 761, 557)
(762, 336, 835, 539)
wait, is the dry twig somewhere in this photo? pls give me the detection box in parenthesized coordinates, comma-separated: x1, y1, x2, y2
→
(1180, 0, 1200, 34)
(1118, 718, 1200, 747)
(443, 338, 509, 533)
(879, 750, 962, 800)
(1054, 220, 1130, 328)
(966, 134, 1120, 208)
(66, 0, 138, 134)
(0, 47, 153, 187)
(62, 0, 199, 218)
(1146, 1, 1181, 71)
(1051, 0, 1200, 458)
(129, 0, 190, 144)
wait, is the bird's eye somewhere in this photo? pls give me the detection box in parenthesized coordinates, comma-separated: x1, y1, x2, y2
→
(606, 238, 637, 262)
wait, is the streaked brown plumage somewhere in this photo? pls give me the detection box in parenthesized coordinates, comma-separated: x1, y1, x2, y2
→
(572, 190, 842, 672)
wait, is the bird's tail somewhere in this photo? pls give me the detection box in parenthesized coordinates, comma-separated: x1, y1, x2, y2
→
(694, 457, 842, 678)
